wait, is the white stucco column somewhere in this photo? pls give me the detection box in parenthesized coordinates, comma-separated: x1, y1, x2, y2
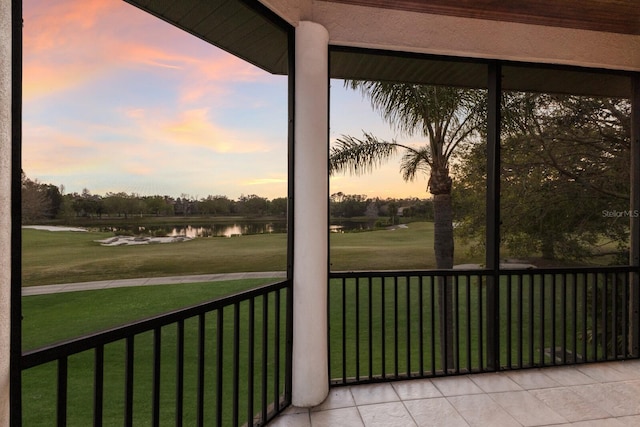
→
(292, 20, 329, 407)
(0, 0, 12, 424)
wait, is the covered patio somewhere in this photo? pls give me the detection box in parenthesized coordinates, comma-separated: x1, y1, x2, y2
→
(2, 0, 640, 426)
(273, 360, 640, 426)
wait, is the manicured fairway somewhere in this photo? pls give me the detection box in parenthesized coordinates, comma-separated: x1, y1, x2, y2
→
(22, 222, 482, 286)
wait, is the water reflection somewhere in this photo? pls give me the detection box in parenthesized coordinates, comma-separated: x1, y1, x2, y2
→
(105, 220, 376, 237)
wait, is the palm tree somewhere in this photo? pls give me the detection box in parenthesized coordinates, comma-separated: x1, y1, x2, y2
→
(330, 81, 485, 269)
(330, 81, 485, 370)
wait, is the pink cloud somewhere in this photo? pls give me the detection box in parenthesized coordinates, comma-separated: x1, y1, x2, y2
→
(24, 0, 269, 102)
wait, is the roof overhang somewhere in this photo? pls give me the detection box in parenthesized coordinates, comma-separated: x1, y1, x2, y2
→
(124, 0, 635, 98)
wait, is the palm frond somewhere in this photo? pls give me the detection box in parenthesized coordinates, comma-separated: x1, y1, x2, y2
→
(400, 147, 431, 181)
(329, 132, 398, 176)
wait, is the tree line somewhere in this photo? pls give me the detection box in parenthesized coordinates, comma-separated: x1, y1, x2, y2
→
(21, 172, 432, 223)
(21, 177, 289, 221)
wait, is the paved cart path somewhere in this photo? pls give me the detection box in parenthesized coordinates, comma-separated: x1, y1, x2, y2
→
(22, 271, 286, 296)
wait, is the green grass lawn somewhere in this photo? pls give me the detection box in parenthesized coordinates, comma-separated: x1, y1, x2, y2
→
(22, 279, 287, 426)
(22, 222, 483, 286)
(20, 222, 615, 424)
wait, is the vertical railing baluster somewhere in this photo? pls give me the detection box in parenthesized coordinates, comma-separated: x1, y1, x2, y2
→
(528, 274, 534, 366)
(176, 320, 184, 427)
(261, 294, 268, 423)
(419, 275, 424, 376)
(540, 274, 545, 366)
(466, 275, 472, 373)
(274, 290, 281, 409)
(327, 278, 332, 383)
(196, 308, 204, 426)
(356, 277, 360, 381)
(430, 275, 436, 375)
(561, 274, 567, 364)
(406, 275, 411, 377)
(622, 273, 629, 358)
(592, 273, 598, 360)
(551, 274, 557, 365)
(152, 327, 161, 427)
(418, 274, 424, 377)
(394, 276, 399, 378)
(124, 336, 134, 426)
(248, 298, 255, 427)
(517, 274, 523, 368)
(216, 310, 224, 427)
(602, 273, 609, 360)
(478, 275, 483, 371)
(232, 302, 240, 427)
(342, 278, 347, 383)
(506, 274, 512, 369)
(368, 277, 373, 380)
(582, 273, 588, 361)
(454, 275, 460, 373)
(612, 273, 618, 360)
(57, 357, 68, 427)
(94, 345, 104, 427)
(381, 276, 386, 378)
(571, 273, 579, 363)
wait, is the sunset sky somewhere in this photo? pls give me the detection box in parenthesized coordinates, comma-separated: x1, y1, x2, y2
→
(22, 0, 429, 200)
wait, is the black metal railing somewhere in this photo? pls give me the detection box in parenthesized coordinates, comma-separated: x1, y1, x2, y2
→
(21, 280, 292, 427)
(329, 267, 640, 385)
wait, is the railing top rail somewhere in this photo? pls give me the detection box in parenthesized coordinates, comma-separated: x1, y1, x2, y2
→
(330, 265, 638, 278)
(21, 278, 292, 369)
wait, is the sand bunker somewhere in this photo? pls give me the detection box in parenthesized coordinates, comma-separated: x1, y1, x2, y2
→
(23, 225, 87, 232)
(95, 236, 193, 246)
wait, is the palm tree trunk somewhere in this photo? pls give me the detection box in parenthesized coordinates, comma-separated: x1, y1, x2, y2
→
(430, 167, 455, 371)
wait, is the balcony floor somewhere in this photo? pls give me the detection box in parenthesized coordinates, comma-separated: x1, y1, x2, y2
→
(271, 360, 640, 426)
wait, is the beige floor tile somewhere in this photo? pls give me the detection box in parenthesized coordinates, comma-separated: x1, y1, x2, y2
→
(573, 382, 640, 417)
(431, 376, 484, 396)
(280, 405, 310, 415)
(350, 383, 399, 406)
(607, 360, 640, 379)
(447, 394, 519, 427)
(358, 402, 417, 427)
(529, 386, 613, 422)
(577, 363, 631, 383)
(268, 412, 311, 427)
(470, 372, 523, 392)
(544, 366, 597, 386)
(565, 419, 626, 427)
(312, 387, 356, 411)
(490, 390, 567, 426)
(403, 398, 469, 427)
(311, 407, 364, 427)
(506, 369, 560, 389)
(617, 414, 640, 425)
(392, 378, 442, 400)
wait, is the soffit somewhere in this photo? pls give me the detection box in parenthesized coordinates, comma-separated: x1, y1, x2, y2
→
(123, 0, 290, 74)
(124, 0, 633, 98)
(330, 48, 632, 98)
(322, 0, 640, 36)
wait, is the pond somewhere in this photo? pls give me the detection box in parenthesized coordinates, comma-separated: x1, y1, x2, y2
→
(104, 219, 379, 237)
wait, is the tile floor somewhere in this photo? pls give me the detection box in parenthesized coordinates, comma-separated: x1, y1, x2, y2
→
(269, 360, 640, 426)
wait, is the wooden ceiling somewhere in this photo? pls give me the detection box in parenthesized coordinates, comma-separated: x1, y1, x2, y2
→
(323, 0, 640, 35)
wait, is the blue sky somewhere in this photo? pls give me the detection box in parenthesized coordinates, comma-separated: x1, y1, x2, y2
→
(23, 0, 429, 200)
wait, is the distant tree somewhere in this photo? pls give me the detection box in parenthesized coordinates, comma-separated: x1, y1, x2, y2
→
(455, 93, 630, 262)
(198, 195, 233, 215)
(386, 201, 399, 225)
(21, 172, 50, 223)
(268, 197, 288, 216)
(236, 194, 269, 216)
